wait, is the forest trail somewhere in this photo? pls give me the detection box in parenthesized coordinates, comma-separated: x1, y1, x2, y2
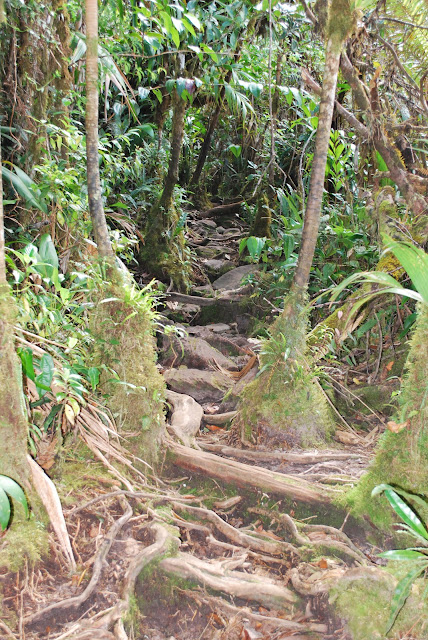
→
(9, 205, 390, 640)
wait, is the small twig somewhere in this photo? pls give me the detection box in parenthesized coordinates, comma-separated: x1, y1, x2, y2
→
(0, 621, 18, 640)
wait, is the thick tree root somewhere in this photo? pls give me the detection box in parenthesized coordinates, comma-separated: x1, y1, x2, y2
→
(184, 591, 328, 635)
(160, 552, 298, 610)
(249, 507, 368, 566)
(167, 439, 335, 504)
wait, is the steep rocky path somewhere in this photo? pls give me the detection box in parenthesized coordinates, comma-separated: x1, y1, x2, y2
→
(15, 210, 389, 640)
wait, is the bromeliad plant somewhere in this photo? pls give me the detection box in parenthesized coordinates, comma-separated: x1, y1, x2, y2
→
(372, 484, 428, 633)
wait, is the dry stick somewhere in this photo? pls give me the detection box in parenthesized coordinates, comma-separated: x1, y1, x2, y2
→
(25, 500, 133, 625)
(68, 489, 195, 516)
(198, 442, 367, 464)
(0, 621, 18, 640)
(168, 440, 335, 503)
(172, 501, 300, 556)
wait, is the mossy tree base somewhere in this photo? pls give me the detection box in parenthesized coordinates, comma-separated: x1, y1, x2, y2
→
(238, 289, 334, 448)
(0, 286, 30, 485)
(348, 305, 428, 528)
(90, 270, 166, 469)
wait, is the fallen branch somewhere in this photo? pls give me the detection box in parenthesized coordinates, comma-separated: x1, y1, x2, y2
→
(202, 411, 237, 425)
(199, 442, 367, 465)
(167, 440, 335, 504)
(165, 291, 241, 307)
(200, 201, 244, 218)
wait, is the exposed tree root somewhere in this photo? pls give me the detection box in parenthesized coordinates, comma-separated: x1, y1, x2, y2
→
(171, 502, 300, 556)
(160, 552, 298, 610)
(249, 507, 368, 566)
(184, 591, 329, 635)
(25, 499, 133, 626)
(167, 439, 335, 504)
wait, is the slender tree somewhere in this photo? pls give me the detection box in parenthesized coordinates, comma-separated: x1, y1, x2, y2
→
(237, 0, 357, 448)
(85, 0, 114, 259)
(291, 0, 355, 293)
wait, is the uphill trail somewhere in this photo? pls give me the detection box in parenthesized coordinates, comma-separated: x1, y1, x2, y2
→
(16, 208, 392, 640)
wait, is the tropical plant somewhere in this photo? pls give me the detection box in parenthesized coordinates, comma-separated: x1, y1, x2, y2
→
(372, 484, 428, 633)
(330, 236, 428, 322)
(0, 475, 29, 531)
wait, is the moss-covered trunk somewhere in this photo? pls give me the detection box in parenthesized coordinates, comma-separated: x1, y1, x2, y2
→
(0, 120, 30, 487)
(90, 276, 166, 468)
(143, 90, 191, 289)
(350, 305, 428, 526)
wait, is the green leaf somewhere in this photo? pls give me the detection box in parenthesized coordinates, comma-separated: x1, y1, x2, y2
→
(386, 565, 426, 632)
(228, 144, 242, 158)
(283, 234, 294, 260)
(35, 353, 55, 398)
(0, 488, 11, 531)
(18, 347, 36, 382)
(0, 476, 29, 519)
(383, 236, 428, 305)
(379, 549, 427, 561)
(88, 367, 100, 391)
(1, 166, 47, 213)
(176, 77, 187, 98)
(246, 236, 266, 261)
(372, 485, 428, 540)
(38, 234, 59, 279)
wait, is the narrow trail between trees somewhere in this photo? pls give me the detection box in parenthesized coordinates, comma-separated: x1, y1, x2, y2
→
(16, 208, 389, 640)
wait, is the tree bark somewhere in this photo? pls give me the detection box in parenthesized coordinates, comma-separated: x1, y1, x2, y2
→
(0, 120, 30, 486)
(292, 37, 342, 291)
(158, 91, 186, 214)
(190, 36, 245, 188)
(0, 124, 5, 286)
(85, 0, 113, 259)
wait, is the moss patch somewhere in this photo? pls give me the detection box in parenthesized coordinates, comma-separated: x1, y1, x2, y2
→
(90, 272, 166, 468)
(0, 516, 48, 572)
(330, 568, 428, 640)
(239, 290, 334, 448)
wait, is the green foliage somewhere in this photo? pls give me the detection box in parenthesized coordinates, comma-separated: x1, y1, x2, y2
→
(0, 476, 29, 531)
(372, 484, 428, 633)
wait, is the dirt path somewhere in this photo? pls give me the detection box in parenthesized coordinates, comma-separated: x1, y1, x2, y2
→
(11, 210, 384, 640)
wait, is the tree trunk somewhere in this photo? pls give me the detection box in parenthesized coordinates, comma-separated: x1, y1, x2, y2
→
(190, 35, 245, 189)
(291, 37, 341, 291)
(190, 85, 227, 188)
(0, 114, 30, 487)
(158, 92, 186, 215)
(85, 0, 113, 259)
(144, 90, 187, 252)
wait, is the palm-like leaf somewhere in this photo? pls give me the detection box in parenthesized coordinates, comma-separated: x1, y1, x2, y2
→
(382, 0, 428, 79)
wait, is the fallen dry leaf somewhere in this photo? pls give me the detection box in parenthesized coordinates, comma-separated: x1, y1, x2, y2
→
(387, 420, 409, 434)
